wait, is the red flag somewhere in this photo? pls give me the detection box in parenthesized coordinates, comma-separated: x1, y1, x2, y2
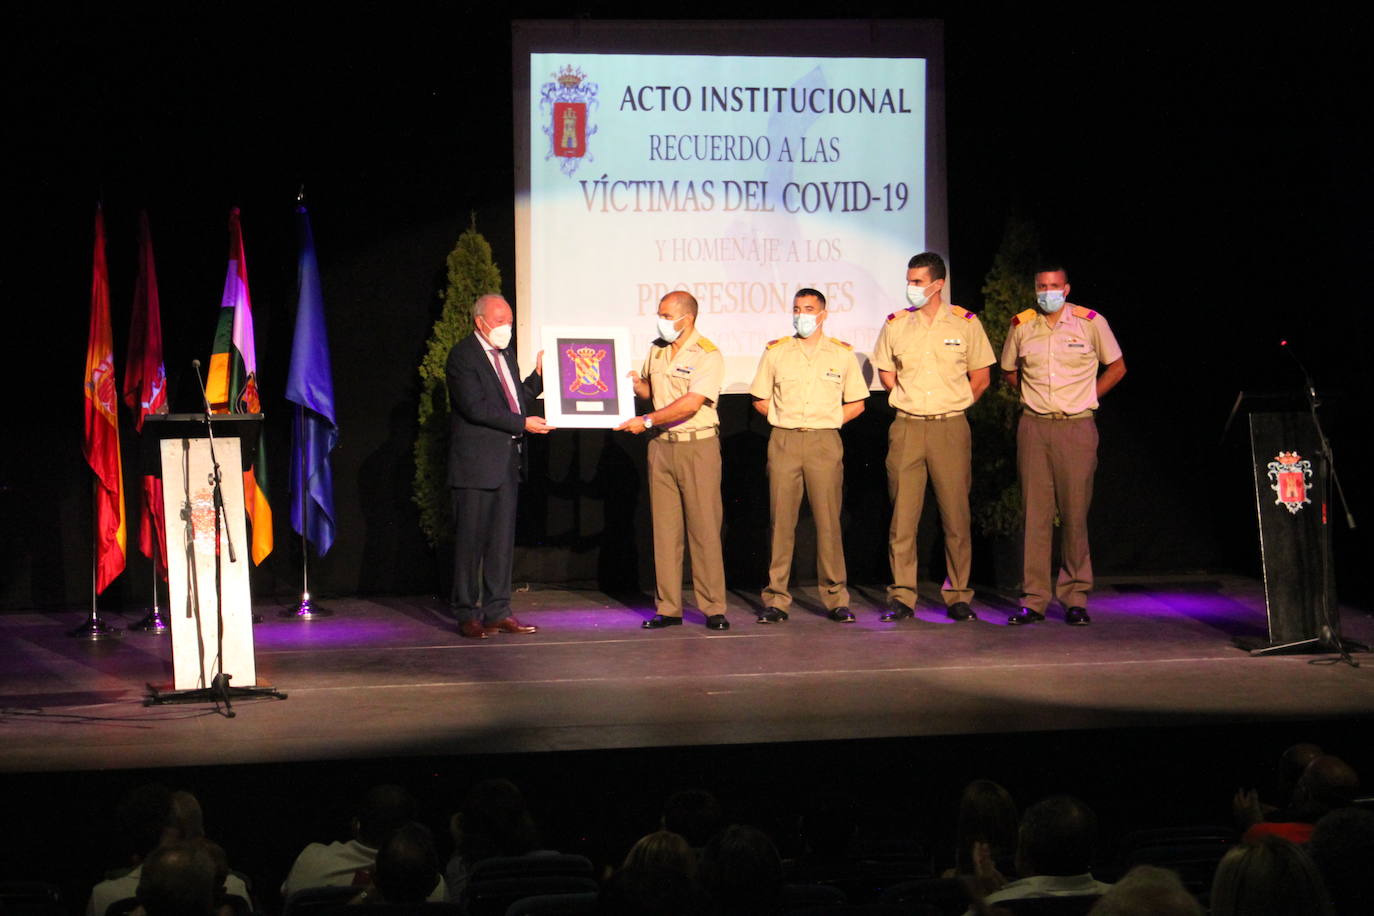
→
(123, 211, 169, 578)
(83, 205, 126, 593)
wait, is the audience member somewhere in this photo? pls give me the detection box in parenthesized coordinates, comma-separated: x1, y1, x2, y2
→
(1240, 755, 1360, 844)
(135, 843, 216, 916)
(1086, 865, 1201, 916)
(446, 778, 546, 904)
(89, 787, 250, 916)
(697, 825, 784, 916)
(969, 795, 1112, 913)
(170, 792, 206, 842)
(595, 866, 707, 916)
(660, 789, 724, 852)
(282, 784, 444, 900)
(192, 839, 247, 916)
(621, 831, 695, 878)
(1309, 807, 1374, 916)
(1209, 835, 1333, 915)
(352, 824, 441, 905)
(943, 780, 1018, 879)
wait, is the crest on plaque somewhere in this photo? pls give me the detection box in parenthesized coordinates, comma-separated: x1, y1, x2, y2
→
(565, 346, 610, 395)
(540, 65, 598, 176)
(1267, 450, 1312, 514)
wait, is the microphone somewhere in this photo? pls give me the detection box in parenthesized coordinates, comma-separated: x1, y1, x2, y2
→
(191, 359, 213, 416)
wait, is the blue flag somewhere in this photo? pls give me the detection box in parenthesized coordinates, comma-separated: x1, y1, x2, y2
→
(285, 204, 338, 555)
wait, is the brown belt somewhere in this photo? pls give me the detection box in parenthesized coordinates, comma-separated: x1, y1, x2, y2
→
(657, 426, 719, 442)
(896, 409, 965, 421)
(1024, 408, 1095, 420)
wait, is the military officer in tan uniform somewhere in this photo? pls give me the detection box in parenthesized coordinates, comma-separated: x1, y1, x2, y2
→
(1001, 264, 1125, 626)
(616, 290, 730, 630)
(749, 288, 870, 623)
(872, 252, 995, 622)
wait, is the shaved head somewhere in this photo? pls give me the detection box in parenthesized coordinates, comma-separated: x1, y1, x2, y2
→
(660, 290, 698, 319)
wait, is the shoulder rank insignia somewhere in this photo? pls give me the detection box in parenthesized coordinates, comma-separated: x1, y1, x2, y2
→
(1011, 308, 1038, 327)
(696, 336, 718, 353)
(765, 338, 785, 350)
(1071, 305, 1097, 320)
(949, 305, 975, 320)
(886, 306, 916, 322)
(829, 337, 853, 350)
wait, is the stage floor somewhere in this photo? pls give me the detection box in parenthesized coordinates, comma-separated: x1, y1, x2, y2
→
(3, 575, 1372, 773)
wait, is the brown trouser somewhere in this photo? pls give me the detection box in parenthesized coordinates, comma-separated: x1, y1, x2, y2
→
(1018, 412, 1098, 612)
(648, 434, 727, 616)
(763, 428, 849, 611)
(886, 413, 973, 607)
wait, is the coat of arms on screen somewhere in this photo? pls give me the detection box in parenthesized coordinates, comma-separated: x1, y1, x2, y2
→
(1267, 451, 1312, 514)
(541, 65, 598, 176)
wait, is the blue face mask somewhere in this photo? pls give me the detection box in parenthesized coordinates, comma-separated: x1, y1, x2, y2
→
(793, 313, 819, 338)
(1037, 289, 1067, 313)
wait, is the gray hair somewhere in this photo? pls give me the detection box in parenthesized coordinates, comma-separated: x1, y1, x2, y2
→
(472, 294, 507, 320)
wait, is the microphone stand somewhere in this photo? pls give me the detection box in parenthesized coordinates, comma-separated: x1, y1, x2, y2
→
(146, 360, 287, 713)
(1247, 344, 1364, 664)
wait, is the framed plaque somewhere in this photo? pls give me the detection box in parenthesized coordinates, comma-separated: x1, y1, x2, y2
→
(540, 325, 636, 428)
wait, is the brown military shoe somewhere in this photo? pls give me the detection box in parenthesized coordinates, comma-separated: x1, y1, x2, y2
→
(459, 620, 489, 639)
(486, 617, 538, 634)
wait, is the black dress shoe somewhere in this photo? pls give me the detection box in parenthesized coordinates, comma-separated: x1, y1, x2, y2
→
(947, 601, 977, 622)
(1065, 606, 1092, 626)
(756, 608, 789, 624)
(706, 614, 731, 631)
(642, 614, 682, 629)
(880, 600, 915, 622)
(1007, 607, 1046, 626)
(827, 607, 856, 623)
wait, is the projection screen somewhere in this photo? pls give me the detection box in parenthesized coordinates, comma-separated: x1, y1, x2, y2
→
(514, 20, 946, 392)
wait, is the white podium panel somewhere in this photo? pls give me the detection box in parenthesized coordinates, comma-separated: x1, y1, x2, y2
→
(160, 436, 257, 690)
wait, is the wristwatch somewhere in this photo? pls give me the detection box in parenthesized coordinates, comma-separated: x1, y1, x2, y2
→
(641, 414, 654, 429)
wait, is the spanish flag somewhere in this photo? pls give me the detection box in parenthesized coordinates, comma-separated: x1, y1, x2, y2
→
(83, 205, 126, 592)
(206, 207, 273, 564)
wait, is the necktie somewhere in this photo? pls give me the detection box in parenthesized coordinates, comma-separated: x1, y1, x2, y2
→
(489, 348, 520, 413)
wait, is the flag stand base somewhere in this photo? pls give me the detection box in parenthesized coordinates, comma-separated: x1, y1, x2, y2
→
(144, 672, 287, 718)
(280, 595, 332, 620)
(129, 608, 170, 634)
(69, 614, 121, 640)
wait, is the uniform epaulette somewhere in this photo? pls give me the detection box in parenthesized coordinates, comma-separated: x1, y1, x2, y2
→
(696, 336, 718, 353)
(949, 305, 975, 320)
(765, 338, 785, 350)
(1071, 305, 1098, 320)
(886, 306, 915, 322)
(829, 337, 853, 350)
(1011, 308, 1038, 327)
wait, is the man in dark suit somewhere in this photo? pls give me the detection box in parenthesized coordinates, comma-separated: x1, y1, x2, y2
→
(446, 294, 551, 638)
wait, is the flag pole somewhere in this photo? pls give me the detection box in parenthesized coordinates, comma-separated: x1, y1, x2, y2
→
(70, 477, 120, 639)
(283, 403, 330, 619)
(130, 536, 168, 633)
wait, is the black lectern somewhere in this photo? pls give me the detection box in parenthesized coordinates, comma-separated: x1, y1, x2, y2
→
(1244, 411, 1337, 651)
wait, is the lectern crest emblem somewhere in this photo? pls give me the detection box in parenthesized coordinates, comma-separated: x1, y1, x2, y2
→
(1267, 451, 1312, 514)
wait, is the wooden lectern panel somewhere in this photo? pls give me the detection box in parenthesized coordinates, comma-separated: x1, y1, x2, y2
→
(159, 436, 257, 690)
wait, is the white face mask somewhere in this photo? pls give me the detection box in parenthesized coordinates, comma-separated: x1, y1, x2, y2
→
(906, 283, 937, 308)
(793, 313, 819, 338)
(483, 321, 512, 349)
(1036, 289, 1067, 313)
(657, 315, 684, 343)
